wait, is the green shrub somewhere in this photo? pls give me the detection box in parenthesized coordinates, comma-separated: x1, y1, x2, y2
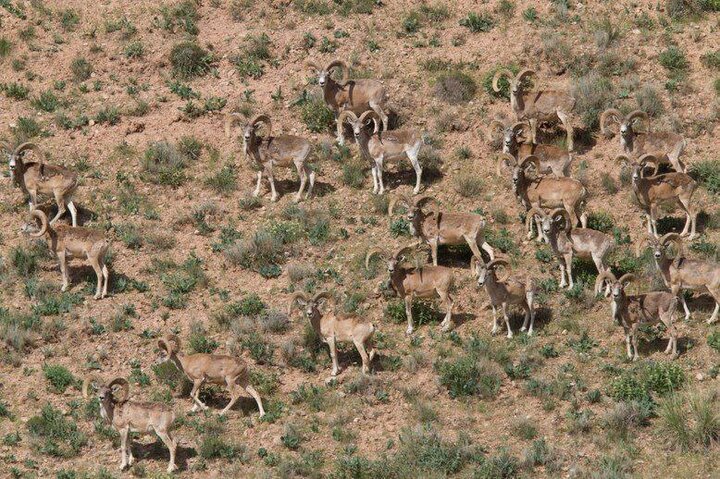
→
(0, 37, 11, 58)
(170, 42, 211, 79)
(199, 436, 248, 461)
(2, 82, 29, 100)
(454, 176, 484, 197)
(240, 331, 274, 364)
(70, 57, 92, 81)
(609, 361, 685, 405)
(586, 211, 614, 233)
(459, 12, 494, 32)
(571, 72, 615, 130)
(708, 331, 720, 352)
(141, 141, 189, 187)
(301, 97, 334, 132)
(341, 160, 366, 188)
(701, 50, 720, 70)
(659, 46, 688, 75)
(43, 365, 76, 394)
(433, 71, 477, 104)
(690, 160, 720, 194)
(157, 0, 199, 34)
(437, 354, 501, 398)
(26, 404, 87, 457)
(389, 218, 411, 237)
(635, 84, 664, 117)
(205, 164, 237, 195)
(657, 390, 720, 451)
(124, 41, 145, 59)
(94, 106, 120, 125)
(59, 9, 80, 31)
(32, 90, 59, 112)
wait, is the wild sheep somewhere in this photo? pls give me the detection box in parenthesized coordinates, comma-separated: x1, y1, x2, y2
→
(490, 119, 572, 177)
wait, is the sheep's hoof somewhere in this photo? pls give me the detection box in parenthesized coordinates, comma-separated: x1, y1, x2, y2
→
(506, 332, 513, 339)
(707, 317, 718, 325)
(520, 326, 527, 332)
(270, 196, 278, 202)
(412, 188, 420, 195)
(167, 464, 178, 473)
(527, 330, 534, 336)
(294, 196, 302, 203)
(94, 294, 101, 300)
(405, 327, 414, 336)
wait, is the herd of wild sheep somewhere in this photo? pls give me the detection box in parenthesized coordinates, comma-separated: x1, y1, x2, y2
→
(3, 58, 720, 473)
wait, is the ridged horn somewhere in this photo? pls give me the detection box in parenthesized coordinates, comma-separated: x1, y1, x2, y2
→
(489, 119, 506, 138)
(365, 248, 385, 270)
(600, 108, 623, 136)
(392, 246, 415, 261)
(525, 207, 546, 232)
(312, 291, 334, 303)
(515, 69, 535, 84)
(108, 377, 130, 402)
(618, 273, 636, 285)
(659, 233, 684, 259)
(30, 210, 48, 238)
(614, 154, 633, 165)
(625, 110, 648, 129)
(594, 270, 617, 295)
(550, 208, 572, 232)
(157, 334, 179, 355)
(638, 154, 660, 178)
(497, 152, 517, 176)
(359, 110, 381, 133)
(82, 375, 102, 399)
(288, 292, 310, 315)
(224, 112, 244, 139)
(492, 69, 515, 92)
(519, 154, 540, 172)
(487, 259, 511, 283)
(249, 114, 272, 138)
(388, 194, 412, 216)
(325, 60, 349, 85)
(338, 110, 358, 125)
(414, 196, 438, 209)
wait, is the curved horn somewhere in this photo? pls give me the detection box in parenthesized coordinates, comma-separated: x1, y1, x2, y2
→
(0, 140, 11, 153)
(306, 61, 320, 72)
(470, 256, 480, 274)
(511, 121, 526, 137)
(157, 335, 178, 355)
(625, 110, 648, 129)
(414, 196, 438, 209)
(388, 194, 411, 216)
(359, 110, 381, 133)
(108, 377, 130, 402)
(594, 270, 617, 295)
(638, 154, 660, 178)
(492, 69, 515, 92)
(550, 208, 572, 232)
(617, 273, 636, 285)
(224, 112, 244, 139)
(13, 142, 45, 165)
(30, 210, 48, 238)
(497, 152, 518, 177)
(659, 233, 684, 258)
(600, 108, 623, 136)
(288, 292, 309, 315)
(515, 69, 535, 84)
(489, 119, 506, 138)
(614, 154, 633, 165)
(326, 60, 349, 85)
(365, 248, 385, 270)
(249, 114, 272, 137)
(520, 154, 540, 172)
(525, 207, 546, 232)
(487, 259, 511, 283)
(82, 375, 102, 399)
(312, 291, 334, 304)
(392, 246, 415, 261)
(338, 110, 358, 125)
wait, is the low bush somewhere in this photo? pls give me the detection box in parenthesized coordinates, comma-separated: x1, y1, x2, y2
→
(43, 365, 77, 394)
(434, 71, 477, 104)
(26, 404, 87, 457)
(436, 354, 502, 399)
(170, 42, 211, 79)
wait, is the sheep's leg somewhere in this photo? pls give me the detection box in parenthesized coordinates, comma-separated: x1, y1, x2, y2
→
(631, 330, 640, 361)
(220, 376, 241, 415)
(295, 163, 306, 203)
(706, 290, 720, 324)
(592, 257, 610, 296)
(154, 428, 178, 473)
(267, 168, 278, 202)
(523, 292, 535, 335)
(89, 257, 103, 300)
(564, 254, 574, 289)
(408, 148, 422, 194)
(67, 200, 78, 227)
(354, 339, 370, 374)
(119, 427, 129, 470)
(529, 118, 538, 145)
(481, 242, 495, 261)
(370, 102, 388, 132)
(557, 109, 573, 152)
(328, 336, 339, 376)
(535, 216, 544, 242)
(674, 285, 691, 320)
(336, 119, 345, 145)
(645, 213, 653, 236)
(439, 290, 453, 332)
(101, 262, 109, 298)
(50, 190, 67, 225)
(57, 252, 69, 292)
(376, 156, 386, 195)
(558, 261, 567, 289)
(661, 313, 678, 357)
(28, 189, 38, 211)
(253, 171, 263, 197)
(465, 235, 484, 266)
(189, 379, 207, 411)
(242, 384, 265, 417)
(502, 303, 513, 338)
(625, 333, 632, 360)
(491, 305, 499, 335)
(306, 167, 316, 199)
(405, 295, 414, 335)
(650, 204, 659, 237)
(430, 238, 439, 266)
(370, 165, 379, 194)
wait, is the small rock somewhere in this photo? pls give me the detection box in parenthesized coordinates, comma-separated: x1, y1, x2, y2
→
(696, 373, 704, 381)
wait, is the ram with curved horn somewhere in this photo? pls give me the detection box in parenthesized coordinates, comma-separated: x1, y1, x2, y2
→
(472, 257, 536, 338)
(21, 209, 110, 299)
(339, 110, 424, 194)
(616, 154, 697, 239)
(601, 108, 686, 173)
(636, 233, 720, 323)
(509, 154, 587, 234)
(388, 194, 494, 266)
(83, 376, 178, 472)
(288, 291, 376, 377)
(225, 113, 314, 202)
(492, 69, 576, 151)
(156, 334, 265, 417)
(366, 246, 455, 335)
(3, 141, 79, 226)
(490, 118, 572, 177)
(527, 207, 615, 294)
(595, 271, 679, 360)
(306, 59, 389, 145)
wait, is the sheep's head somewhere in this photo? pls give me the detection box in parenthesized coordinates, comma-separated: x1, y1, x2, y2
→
(475, 258, 511, 286)
(308, 60, 349, 88)
(83, 376, 130, 412)
(6, 142, 42, 178)
(601, 109, 648, 139)
(489, 120, 527, 154)
(157, 334, 180, 362)
(636, 233, 683, 261)
(513, 155, 540, 193)
(288, 292, 333, 319)
(21, 210, 48, 238)
(339, 110, 378, 139)
(595, 271, 635, 298)
(245, 114, 272, 143)
(492, 69, 535, 98)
